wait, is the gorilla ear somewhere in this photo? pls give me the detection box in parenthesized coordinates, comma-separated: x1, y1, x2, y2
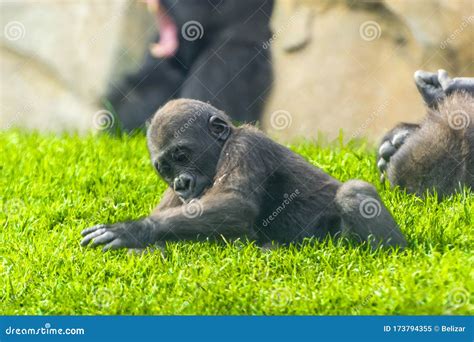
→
(208, 116, 230, 141)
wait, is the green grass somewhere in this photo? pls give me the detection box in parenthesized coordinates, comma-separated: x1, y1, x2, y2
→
(1, 131, 473, 315)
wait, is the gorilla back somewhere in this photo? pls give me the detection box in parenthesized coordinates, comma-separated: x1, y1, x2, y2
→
(82, 99, 406, 251)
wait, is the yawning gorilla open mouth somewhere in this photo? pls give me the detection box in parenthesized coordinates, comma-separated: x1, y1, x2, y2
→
(146, 0, 179, 58)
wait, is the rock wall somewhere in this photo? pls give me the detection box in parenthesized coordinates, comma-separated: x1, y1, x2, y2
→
(263, 0, 473, 142)
(0, 0, 472, 142)
(0, 0, 153, 132)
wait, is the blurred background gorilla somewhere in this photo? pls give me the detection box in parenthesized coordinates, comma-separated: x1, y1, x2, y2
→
(107, 0, 275, 131)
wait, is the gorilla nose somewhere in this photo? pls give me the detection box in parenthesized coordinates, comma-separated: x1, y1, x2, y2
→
(173, 173, 195, 198)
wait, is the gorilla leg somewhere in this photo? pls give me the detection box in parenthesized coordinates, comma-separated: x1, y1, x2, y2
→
(107, 52, 186, 131)
(181, 39, 273, 123)
(335, 180, 406, 249)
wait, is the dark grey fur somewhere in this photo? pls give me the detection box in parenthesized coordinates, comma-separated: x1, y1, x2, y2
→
(82, 99, 406, 251)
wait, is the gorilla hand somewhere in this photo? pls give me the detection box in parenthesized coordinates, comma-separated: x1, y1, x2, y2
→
(81, 220, 155, 251)
(377, 123, 419, 182)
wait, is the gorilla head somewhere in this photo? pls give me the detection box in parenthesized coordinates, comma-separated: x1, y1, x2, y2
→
(147, 99, 232, 201)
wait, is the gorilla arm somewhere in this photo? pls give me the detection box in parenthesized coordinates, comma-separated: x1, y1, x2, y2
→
(151, 190, 258, 241)
(81, 157, 261, 250)
(81, 190, 258, 251)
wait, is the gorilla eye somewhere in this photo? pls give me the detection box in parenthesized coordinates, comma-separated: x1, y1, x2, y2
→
(155, 160, 171, 176)
(171, 150, 188, 163)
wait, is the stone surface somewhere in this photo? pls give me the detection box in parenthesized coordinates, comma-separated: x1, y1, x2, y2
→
(0, 0, 153, 132)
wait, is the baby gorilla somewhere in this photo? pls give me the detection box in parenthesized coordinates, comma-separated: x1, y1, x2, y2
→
(82, 99, 406, 251)
(378, 70, 474, 197)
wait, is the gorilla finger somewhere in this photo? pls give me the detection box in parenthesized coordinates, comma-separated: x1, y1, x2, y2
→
(377, 158, 388, 172)
(414, 70, 439, 87)
(90, 231, 116, 247)
(81, 228, 108, 246)
(443, 77, 474, 95)
(414, 70, 446, 107)
(437, 69, 451, 91)
(379, 141, 396, 160)
(102, 239, 125, 252)
(391, 130, 410, 147)
(81, 224, 106, 236)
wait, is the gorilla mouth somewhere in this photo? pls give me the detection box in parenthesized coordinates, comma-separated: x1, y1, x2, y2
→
(177, 188, 205, 204)
(177, 185, 210, 203)
(149, 0, 179, 58)
(174, 173, 211, 203)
